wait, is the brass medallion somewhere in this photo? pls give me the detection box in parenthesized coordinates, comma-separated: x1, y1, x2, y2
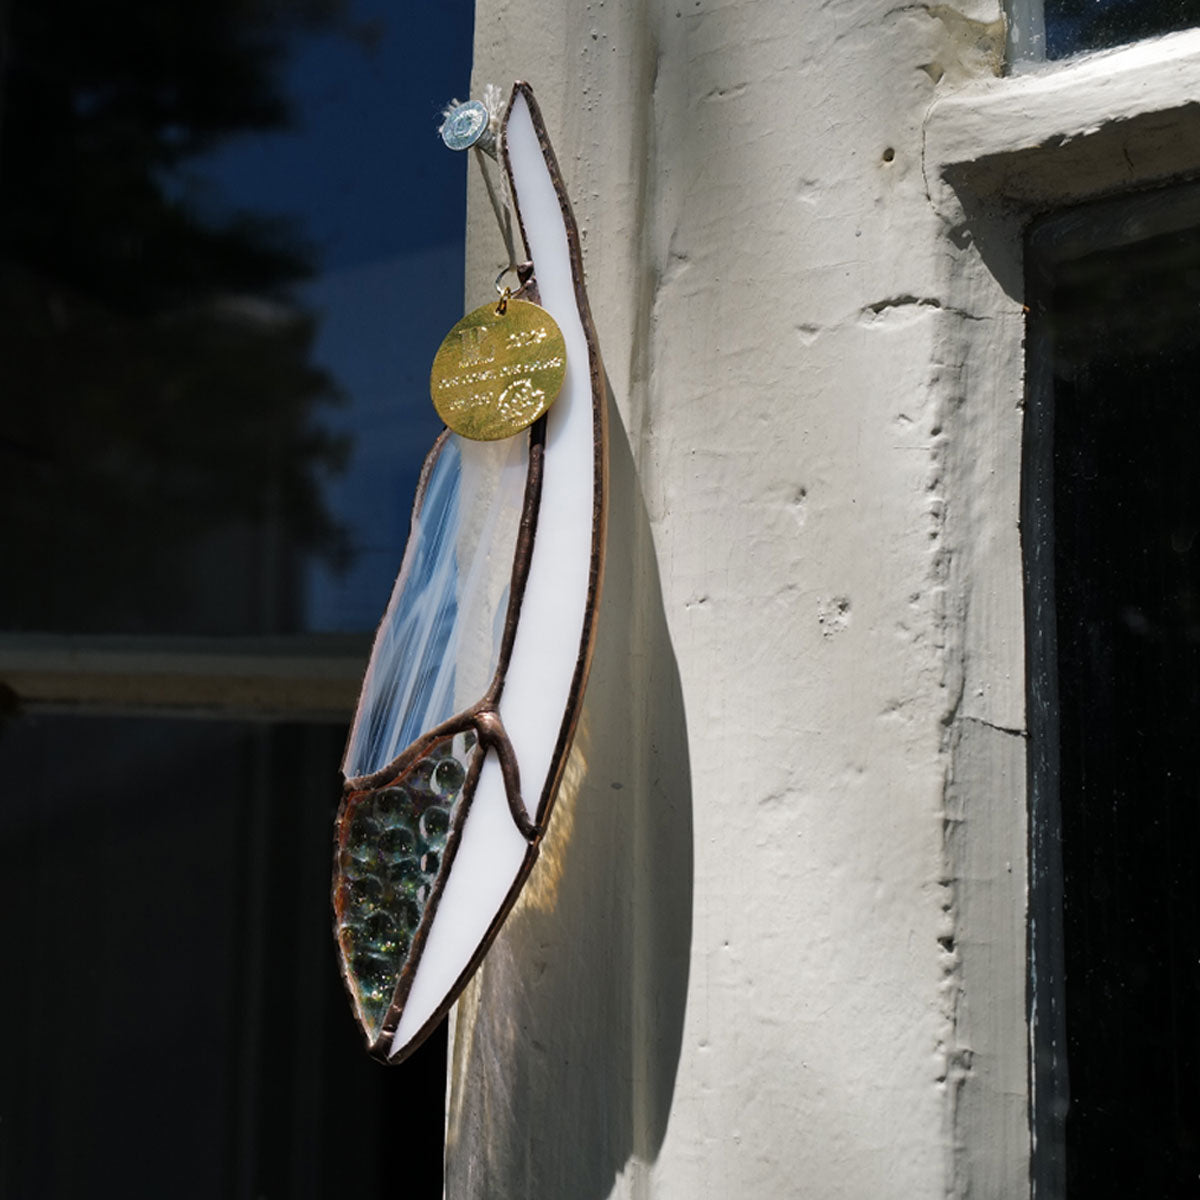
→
(430, 298, 567, 441)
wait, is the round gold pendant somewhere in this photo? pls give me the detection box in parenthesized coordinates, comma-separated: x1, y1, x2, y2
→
(430, 298, 568, 441)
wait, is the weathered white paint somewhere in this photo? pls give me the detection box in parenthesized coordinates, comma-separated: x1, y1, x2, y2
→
(442, 8, 1200, 1198)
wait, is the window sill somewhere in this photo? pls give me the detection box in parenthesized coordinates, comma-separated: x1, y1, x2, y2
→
(0, 633, 370, 719)
(925, 27, 1200, 215)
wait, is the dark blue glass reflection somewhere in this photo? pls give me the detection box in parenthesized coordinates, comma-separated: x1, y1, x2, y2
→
(0, 0, 474, 636)
(1045, 0, 1200, 58)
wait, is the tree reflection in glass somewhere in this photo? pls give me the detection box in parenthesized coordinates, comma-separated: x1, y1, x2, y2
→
(0, 1, 359, 634)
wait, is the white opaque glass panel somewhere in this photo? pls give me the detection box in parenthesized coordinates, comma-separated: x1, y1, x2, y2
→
(497, 92, 598, 821)
(391, 752, 528, 1055)
(343, 433, 526, 779)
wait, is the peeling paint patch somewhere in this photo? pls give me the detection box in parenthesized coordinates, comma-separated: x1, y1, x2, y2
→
(921, 4, 1005, 82)
(817, 595, 852, 637)
(703, 81, 749, 101)
(867, 294, 944, 314)
(789, 485, 809, 527)
(883, 3, 1004, 80)
(795, 177, 821, 206)
(860, 295, 985, 325)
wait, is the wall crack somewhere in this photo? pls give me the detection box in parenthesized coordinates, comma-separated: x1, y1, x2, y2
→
(962, 714, 1026, 739)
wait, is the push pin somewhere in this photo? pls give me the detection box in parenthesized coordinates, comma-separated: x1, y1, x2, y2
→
(440, 89, 517, 268)
(440, 99, 495, 157)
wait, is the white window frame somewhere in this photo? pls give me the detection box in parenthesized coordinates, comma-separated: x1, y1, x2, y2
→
(923, 27, 1200, 1197)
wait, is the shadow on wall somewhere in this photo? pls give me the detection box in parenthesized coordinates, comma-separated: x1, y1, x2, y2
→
(444, 390, 693, 1198)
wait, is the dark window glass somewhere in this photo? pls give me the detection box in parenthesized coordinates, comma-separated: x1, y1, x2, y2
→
(0, 713, 446, 1198)
(1025, 185, 1200, 1198)
(1044, 0, 1200, 59)
(0, 0, 472, 635)
(0, 2, 473, 1195)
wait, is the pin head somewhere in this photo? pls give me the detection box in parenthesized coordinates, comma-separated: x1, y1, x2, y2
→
(440, 100, 490, 151)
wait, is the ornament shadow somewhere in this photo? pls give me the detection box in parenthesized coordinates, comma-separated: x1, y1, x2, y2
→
(444, 389, 694, 1198)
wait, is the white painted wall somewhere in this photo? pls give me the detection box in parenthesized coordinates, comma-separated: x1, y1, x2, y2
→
(444, 5, 1200, 1197)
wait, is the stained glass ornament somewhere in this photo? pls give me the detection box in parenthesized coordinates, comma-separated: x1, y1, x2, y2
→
(333, 82, 608, 1064)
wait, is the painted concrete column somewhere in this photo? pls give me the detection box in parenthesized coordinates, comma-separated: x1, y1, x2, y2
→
(446, 2, 1027, 1197)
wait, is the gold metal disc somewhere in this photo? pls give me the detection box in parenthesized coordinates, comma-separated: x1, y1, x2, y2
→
(430, 298, 568, 441)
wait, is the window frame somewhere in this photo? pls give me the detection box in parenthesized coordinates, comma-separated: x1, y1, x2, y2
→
(0, 633, 370, 721)
(923, 26, 1200, 1197)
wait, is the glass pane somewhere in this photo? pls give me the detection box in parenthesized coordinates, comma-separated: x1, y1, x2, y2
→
(0, 1, 473, 635)
(1044, 0, 1200, 59)
(343, 433, 528, 779)
(0, 712, 446, 1198)
(1026, 185, 1200, 1197)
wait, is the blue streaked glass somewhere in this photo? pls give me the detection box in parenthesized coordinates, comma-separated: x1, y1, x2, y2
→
(342, 434, 528, 779)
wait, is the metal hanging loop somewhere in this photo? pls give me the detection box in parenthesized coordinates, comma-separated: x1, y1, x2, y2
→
(496, 263, 540, 313)
(439, 94, 519, 271)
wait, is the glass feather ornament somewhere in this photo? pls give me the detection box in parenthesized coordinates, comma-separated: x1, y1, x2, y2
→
(332, 83, 608, 1064)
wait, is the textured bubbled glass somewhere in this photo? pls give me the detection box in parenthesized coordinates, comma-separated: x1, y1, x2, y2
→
(335, 730, 476, 1037)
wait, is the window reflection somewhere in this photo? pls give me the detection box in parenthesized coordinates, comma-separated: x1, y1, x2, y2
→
(0, 713, 447, 1197)
(1043, 0, 1200, 59)
(0, 2, 473, 1196)
(0, 0, 470, 635)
